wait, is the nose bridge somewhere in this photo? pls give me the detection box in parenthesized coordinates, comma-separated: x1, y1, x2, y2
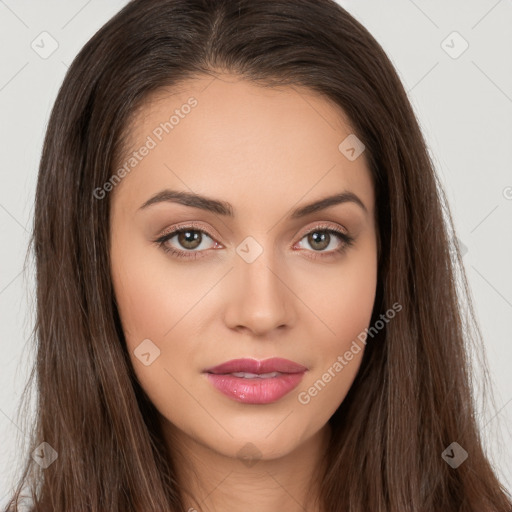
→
(224, 234, 293, 334)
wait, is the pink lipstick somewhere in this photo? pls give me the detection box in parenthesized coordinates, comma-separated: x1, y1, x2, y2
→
(203, 357, 307, 404)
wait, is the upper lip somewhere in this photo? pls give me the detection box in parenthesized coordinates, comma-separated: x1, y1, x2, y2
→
(203, 357, 308, 375)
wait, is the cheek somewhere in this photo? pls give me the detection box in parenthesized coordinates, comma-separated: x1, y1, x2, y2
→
(298, 237, 378, 347)
(331, 256, 377, 340)
(110, 246, 203, 428)
(110, 238, 214, 405)
(111, 236, 211, 343)
(295, 241, 377, 408)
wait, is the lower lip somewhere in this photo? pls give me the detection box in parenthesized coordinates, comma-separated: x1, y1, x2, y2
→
(205, 372, 306, 404)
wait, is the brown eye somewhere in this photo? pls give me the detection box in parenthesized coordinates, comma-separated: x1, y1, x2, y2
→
(307, 231, 331, 251)
(154, 225, 218, 260)
(295, 224, 355, 260)
(177, 230, 203, 250)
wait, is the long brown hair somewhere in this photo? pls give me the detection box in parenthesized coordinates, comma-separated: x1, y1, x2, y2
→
(5, 0, 511, 510)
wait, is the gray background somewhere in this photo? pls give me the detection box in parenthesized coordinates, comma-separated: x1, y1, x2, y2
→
(1, 0, 511, 505)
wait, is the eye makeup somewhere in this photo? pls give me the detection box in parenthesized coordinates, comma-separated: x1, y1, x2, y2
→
(153, 221, 355, 262)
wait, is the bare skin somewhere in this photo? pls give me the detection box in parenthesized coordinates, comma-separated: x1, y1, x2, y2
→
(110, 74, 378, 512)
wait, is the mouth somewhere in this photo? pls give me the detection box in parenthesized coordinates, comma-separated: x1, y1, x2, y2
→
(225, 371, 284, 379)
(203, 357, 308, 375)
(203, 358, 308, 404)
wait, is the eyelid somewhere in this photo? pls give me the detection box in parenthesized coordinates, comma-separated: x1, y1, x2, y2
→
(296, 221, 348, 238)
(157, 221, 221, 244)
(156, 220, 348, 245)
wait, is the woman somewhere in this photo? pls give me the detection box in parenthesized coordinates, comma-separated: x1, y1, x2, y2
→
(5, 0, 511, 510)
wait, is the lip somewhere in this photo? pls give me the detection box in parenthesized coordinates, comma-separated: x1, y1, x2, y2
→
(203, 358, 308, 405)
(203, 357, 308, 375)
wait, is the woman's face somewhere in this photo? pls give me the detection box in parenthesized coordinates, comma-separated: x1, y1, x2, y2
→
(110, 74, 378, 462)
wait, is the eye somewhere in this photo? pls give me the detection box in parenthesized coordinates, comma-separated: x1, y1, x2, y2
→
(154, 223, 220, 260)
(154, 222, 355, 261)
(295, 223, 355, 260)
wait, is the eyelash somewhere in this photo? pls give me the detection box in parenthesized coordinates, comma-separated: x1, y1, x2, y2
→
(153, 222, 355, 261)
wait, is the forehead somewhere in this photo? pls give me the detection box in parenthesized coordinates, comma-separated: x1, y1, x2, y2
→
(112, 74, 374, 217)
(126, 74, 356, 152)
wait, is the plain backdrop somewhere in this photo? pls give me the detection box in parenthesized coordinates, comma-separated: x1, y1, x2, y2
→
(1, 0, 511, 505)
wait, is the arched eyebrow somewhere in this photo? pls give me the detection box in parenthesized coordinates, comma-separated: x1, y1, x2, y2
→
(139, 189, 368, 218)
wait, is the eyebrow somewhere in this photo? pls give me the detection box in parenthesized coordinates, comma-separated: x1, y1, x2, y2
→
(139, 188, 368, 218)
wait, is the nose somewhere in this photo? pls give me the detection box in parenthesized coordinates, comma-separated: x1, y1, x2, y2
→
(223, 249, 295, 337)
